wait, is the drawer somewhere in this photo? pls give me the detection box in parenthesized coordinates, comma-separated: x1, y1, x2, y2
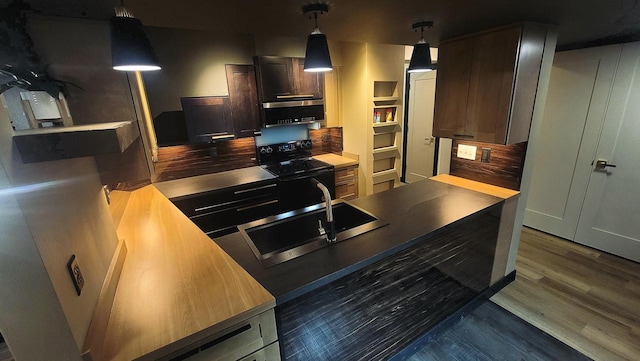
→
(191, 198, 280, 238)
(174, 182, 278, 217)
(335, 166, 357, 182)
(336, 178, 357, 201)
(165, 309, 278, 361)
(238, 342, 280, 361)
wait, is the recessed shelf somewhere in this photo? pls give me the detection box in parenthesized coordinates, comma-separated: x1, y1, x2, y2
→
(372, 169, 399, 183)
(373, 121, 400, 128)
(13, 121, 140, 163)
(373, 96, 400, 103)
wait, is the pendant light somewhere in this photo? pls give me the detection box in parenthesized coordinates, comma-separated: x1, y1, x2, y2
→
(408, 21, 434, 73)
(302, 3, 332, 72)
(110, 3, 161, 71)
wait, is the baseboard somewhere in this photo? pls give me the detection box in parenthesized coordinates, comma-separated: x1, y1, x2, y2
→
(483, 270, 516, 298)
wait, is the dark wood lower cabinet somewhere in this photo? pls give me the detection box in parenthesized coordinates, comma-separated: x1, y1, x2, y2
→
(172, 181, 279, 238)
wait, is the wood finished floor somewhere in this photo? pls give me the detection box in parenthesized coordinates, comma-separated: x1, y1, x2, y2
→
(491, 227, 640, 361)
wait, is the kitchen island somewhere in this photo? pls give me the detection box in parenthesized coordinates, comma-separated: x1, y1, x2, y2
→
(96, 178, 504, 361)
(214, 179, 504, 360)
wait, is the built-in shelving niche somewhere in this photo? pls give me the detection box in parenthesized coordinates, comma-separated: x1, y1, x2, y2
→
(371, 80, 401, 193)
(13, 121, 140, 163)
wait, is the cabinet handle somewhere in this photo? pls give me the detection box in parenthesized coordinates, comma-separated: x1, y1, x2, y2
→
(236, 199, 279, 212)
(453, 133, 475, 138)
(234, 183, 277, 195)
(276, 94, 314, 99)
(211, 134, 235, 141)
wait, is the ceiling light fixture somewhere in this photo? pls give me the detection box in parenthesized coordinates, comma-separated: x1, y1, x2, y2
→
(408, 21, 434, 73)
(302, 3, 333, 72)
(110, 2, 160, 72)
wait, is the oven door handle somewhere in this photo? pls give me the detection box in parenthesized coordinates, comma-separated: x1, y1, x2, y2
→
(279, 169, 332, 182)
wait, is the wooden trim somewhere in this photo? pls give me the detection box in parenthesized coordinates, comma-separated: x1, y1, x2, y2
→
(82, 239, 128, 361)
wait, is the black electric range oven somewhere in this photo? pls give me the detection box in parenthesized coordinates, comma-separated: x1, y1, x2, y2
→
(257, 140, 335, 213)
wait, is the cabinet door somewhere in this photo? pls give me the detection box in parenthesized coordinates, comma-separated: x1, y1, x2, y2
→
(254, 56, 295, 102)
(465, 27, 521, 143)
(181, 96, 233, 144)
(293, 58, 324, 99)
(226, 64, 260, 138)
(432, 38, 474, 139)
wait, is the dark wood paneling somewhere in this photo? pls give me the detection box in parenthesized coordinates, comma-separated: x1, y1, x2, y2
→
(154, 127, 343, 182)
(277, 210, 500, 360)
(309, 127, 343, 155)
(154, 138, 257, 182)
(407, 301, 591, 361)
(293, 58, 324, 99)
(450, 140, 527, 190)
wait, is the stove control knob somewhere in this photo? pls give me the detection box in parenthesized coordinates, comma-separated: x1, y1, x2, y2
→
(265, 146, 273, 153)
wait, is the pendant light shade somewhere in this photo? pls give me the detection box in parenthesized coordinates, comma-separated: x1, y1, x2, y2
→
(304, 30, 332, 72)
(302, 3, 332, 72)
(110, 8, 160, 72)
(408, 21, 434, 73)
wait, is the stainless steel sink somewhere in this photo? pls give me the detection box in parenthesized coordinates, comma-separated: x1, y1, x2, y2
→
(238, 199, 388, 267)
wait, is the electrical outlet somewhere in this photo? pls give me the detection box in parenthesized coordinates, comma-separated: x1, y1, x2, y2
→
(457, 144, 477, 160)
(67, 255, 84, 296)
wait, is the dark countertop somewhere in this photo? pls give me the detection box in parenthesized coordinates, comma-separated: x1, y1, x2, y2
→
(154, 166, 276, 200)
(214, 179, 504, 304)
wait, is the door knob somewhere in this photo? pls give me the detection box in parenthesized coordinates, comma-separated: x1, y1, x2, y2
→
(595, 159, 617, 170)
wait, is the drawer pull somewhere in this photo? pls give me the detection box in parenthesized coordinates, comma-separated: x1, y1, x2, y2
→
(453, 133, 475, 138)
(234, 183, 277, 195)
(236, 199, 279, 212)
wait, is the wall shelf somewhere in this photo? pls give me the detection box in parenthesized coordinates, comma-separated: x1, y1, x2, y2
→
(373, 96, 400, 103)
(373, 121, 400, 128)
(13, 121, 140, 163)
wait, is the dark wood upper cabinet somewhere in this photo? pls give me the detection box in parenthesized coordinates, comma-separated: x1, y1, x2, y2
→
(292, 58, 324, 99)
(226, 64, 260, 138)
(432, 37, 474, 139)
(181, 96, 233, 144)
(433, 23, 547, 144)
(254, 56, 324, 102)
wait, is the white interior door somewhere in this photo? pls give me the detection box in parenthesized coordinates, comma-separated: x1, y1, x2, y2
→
(405, 70, 437, 183)
(574, 43, 640, 262)
(524, 45, 621, 239)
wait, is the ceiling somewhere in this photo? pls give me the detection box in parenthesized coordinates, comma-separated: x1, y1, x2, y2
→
(3, 0, 640, 47)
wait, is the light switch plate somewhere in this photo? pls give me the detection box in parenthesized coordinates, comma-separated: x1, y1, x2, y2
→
(457, 144, 477, 160)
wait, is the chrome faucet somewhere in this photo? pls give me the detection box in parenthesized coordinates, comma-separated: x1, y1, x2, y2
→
(311, 178, 336, 243)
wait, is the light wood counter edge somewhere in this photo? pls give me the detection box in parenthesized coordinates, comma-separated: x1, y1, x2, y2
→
(430, 174, 519, 286)
(97, 185, 275, 361)
(314, 153, 359, 169)
(82, 238, 128, 361)
(430, 174, 520, 199)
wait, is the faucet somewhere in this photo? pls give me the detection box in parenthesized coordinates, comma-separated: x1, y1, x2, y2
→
(311, 178, 336, 243)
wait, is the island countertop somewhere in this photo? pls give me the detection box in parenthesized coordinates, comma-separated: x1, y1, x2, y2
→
(214, 179, 504, 303)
